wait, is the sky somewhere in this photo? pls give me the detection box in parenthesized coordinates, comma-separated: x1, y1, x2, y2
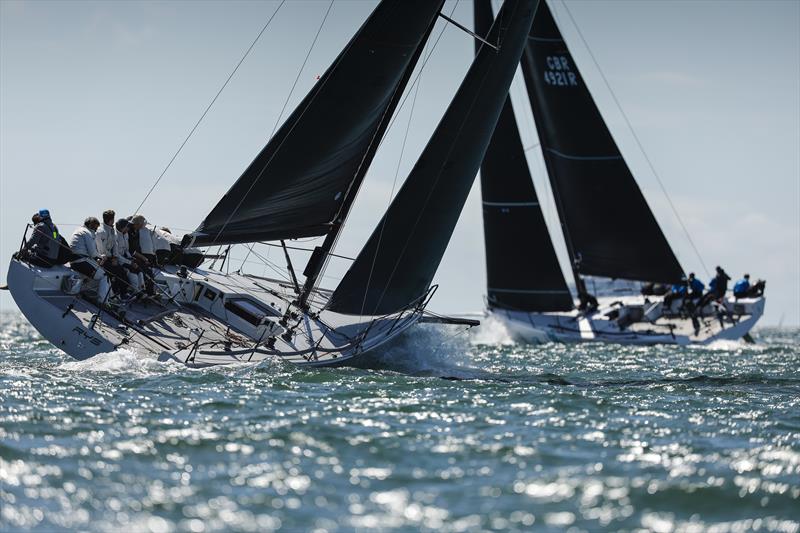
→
(1, 0, 798, 327)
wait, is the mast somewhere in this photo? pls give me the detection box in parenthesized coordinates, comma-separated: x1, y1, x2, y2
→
(328, 0, 540, 316)
(519, 1, 684, 289)
(296, 10, 439, 309)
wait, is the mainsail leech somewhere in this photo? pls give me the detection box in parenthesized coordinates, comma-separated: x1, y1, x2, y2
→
(475, 0, 573, 313)
(520, 1, 684, 284)
(328, 0, 540, 316)
(194, 0, 445, 247)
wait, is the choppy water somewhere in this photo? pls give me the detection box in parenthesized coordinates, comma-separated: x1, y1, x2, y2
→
(1, 311, 799, 532)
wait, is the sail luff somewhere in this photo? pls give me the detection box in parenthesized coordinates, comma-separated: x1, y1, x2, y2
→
(475, 0, 573, 312)
(327, 0, 540, 316)
(520, 1, 684, 284)
(193, 0, 445, 247)
(297, 11, 440, 309)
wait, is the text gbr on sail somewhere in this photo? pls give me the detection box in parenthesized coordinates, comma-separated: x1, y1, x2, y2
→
(543, 56, 578, 87)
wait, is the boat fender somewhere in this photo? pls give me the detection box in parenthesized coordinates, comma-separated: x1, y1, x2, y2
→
(61, 303, 75, 318)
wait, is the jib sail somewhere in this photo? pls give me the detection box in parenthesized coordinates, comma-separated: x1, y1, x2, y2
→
(328, 0, 540, 316)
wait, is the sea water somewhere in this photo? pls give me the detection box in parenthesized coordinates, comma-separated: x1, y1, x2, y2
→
(1, 311, 798, 531)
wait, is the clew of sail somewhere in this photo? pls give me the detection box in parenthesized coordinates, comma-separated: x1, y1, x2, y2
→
(521, 1, 684, 284)
(193, 0, 444, 247)
(475, 0, 573, 313)
(327, 0, 540, 316)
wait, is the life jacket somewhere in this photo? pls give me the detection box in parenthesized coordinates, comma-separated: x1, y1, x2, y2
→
(34, 220, 61, 261)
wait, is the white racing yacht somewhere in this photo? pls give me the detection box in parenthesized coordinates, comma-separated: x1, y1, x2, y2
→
(5, 0, 542, 366)
(475, 0, 765, 345)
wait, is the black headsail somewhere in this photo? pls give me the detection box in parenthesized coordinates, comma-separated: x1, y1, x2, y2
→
(475, 0, 573, 312)
(328, 0, 540, 316)
(521, 1, 684, 284)
(193, 1, 444, 247)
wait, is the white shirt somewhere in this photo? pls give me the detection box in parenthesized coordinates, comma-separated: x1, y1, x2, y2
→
(138, 227, 155, 255)
(69, 227, 99, 259)
(114, 231, 132, 265)
(95, 223, 116, 257)
(149, 225, 173, 252)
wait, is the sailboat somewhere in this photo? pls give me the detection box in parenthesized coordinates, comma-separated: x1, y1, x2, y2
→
(5, 0, 540, 366)
(476, 0, 765, 345)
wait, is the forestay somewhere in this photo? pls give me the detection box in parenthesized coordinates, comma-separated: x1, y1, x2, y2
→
(194, 0, 444, 246)
(521, 1, 684, 284)
(475, 0, 573, 313)
(328, 0, 540, 316)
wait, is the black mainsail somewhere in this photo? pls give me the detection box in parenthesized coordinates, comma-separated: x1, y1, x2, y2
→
(328, 0, 540, 316)
(521, 1, 684, 284)
(475, 0, 573, 312)
(194, 1, 444, 247)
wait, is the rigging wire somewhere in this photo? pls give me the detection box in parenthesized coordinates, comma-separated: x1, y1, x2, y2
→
(558, 0, 710, 278)
(269, 1, 336, 143)
(376, 1, 462, 150)
(237, 0, 335, 272)
(357, 57, 425, 321)
(207, 0, 344, 249)
(133, 0, 287, 215)
(306, 0, 461, 311)
(358, 0, 514, 316)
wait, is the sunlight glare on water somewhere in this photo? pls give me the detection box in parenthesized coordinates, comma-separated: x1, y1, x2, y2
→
(1, 311, 799, 531)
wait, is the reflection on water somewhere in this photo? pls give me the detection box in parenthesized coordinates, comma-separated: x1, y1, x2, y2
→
(1, 312, 799, 531)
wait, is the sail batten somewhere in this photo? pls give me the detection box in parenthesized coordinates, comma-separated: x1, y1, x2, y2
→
(475, 0, 574, 313)
(328, 0, 540, 316)
(520, 1, 684, 284)
(193, 1, 444, 247)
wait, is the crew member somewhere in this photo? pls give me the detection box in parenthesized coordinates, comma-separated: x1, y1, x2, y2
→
(95, 209, 117, 258)
(699, 266, 731, 308)
(113, 219, 145, 294)
(734, 273, 766, 298)
(663, 278, 687, 308)
(130, 215, 156, 265)
(733, 274, 751, 298)
(68, 217, 111, 303)
(22, 209, 63, 268)
(125, 215, 157, 295)
(687, 272, 704, 300)
(151, 225, 175, 266)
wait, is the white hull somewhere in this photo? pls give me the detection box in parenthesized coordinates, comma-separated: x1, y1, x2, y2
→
(489, 294, 765, 346)
(6, 259, 429, 367)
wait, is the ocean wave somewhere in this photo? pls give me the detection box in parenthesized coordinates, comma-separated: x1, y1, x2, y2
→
(58, 348, 175, 376)
(469, 314, 515, 346)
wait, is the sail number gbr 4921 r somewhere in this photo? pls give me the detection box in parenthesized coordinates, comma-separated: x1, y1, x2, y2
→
(543, 56, 578, 87)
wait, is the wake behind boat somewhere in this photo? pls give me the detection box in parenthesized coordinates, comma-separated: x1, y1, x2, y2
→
(5, 0, 540, 366)
(475, 0, 765, 345)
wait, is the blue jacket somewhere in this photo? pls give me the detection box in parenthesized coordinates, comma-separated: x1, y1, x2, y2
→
(671, 283, 687, 295)
(733, 278, 750, 296)
(689, 278, 704, 294)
